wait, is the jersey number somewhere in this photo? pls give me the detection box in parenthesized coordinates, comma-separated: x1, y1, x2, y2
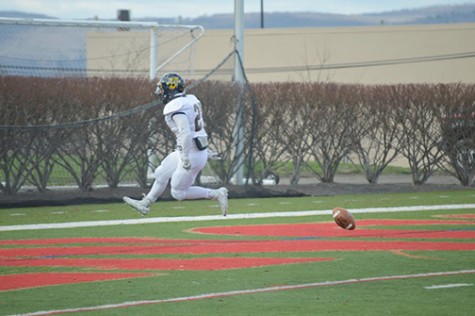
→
(193, 102, 203, 132)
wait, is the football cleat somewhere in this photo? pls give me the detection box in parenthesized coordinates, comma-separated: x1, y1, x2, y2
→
(213, 187, 228, 216)
(123, 196, 152, 216)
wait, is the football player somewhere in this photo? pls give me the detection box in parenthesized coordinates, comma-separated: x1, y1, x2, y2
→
(123, 72, 228, 216)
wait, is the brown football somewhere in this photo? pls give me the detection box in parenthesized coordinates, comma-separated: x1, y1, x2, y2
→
(333, 207, 356, 230)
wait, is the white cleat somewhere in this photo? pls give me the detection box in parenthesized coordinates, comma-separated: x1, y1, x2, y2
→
(123, 196, 151, 216)
(214, 187, 228, 216)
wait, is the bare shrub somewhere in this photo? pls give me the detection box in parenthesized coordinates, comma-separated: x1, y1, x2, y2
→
(92, 79, 154, 188)
(397, 85, 445, 185)
(249, 83, 293, 184)
(352, 85, 404, 184)
(0, 77, 53, 193)
(437, 84, 475, 186)
(0, 128, 34, 194)
(306, 83, 357, 183)
(276, 83, 316, 184)
(192, 81, 242, 184)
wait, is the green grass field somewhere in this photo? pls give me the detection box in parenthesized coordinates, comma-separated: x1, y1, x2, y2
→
(1, 189, 474, 315)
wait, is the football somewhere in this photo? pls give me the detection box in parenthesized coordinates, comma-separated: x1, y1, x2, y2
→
(333, 207, 356, 230)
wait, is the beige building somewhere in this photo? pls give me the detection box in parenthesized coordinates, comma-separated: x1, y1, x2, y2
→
(88, 22, 475, 84)
(195, 23, 475, 84)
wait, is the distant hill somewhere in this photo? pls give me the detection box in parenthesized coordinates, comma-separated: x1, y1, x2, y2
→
(359, 4, 475, 25)
(137, 3, 475, 29)
(1, 4, 475, 28)
(0, 11, 56, 19)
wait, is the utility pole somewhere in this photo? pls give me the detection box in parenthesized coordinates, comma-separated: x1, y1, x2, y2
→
(260, 0, 264, 28)
(233, 0, 245, 185)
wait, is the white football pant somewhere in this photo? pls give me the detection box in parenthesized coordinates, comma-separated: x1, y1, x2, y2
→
(146, 148, 211, 202)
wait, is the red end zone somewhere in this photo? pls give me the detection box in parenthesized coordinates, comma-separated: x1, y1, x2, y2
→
(0, 272, 152, 291)
(1, 217, 474, 291)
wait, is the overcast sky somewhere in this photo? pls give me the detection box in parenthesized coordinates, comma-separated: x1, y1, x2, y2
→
(1, 0, 473, 19)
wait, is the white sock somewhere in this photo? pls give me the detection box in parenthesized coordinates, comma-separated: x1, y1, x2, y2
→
(146, 180, 168, 201)
(184, 186, 212, 200)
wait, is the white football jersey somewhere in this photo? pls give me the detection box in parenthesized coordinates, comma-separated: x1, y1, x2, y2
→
(163, 94, 207, 139)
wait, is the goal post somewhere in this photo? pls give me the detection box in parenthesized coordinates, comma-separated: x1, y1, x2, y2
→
(0, 17, 204, 80)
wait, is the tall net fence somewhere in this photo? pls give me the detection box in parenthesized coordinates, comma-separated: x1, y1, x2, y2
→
(0, 17, 204, 79)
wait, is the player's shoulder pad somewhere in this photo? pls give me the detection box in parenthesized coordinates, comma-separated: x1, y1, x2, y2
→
(163, 97, 185, 115)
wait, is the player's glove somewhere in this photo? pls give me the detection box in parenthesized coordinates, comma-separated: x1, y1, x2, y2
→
(182, 158, 191, 171)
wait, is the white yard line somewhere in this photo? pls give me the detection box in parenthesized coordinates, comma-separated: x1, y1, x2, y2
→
(9, 269, 475, 316)
(1, 204, 474, 232)
(425, 283, 473, 289)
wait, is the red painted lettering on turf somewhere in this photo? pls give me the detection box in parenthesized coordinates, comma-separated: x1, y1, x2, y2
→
(0, 272, 152, 291)
(1, 218, 473, 291)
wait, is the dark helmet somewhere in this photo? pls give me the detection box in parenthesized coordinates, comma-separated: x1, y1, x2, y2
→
(154, 72, 186, 104)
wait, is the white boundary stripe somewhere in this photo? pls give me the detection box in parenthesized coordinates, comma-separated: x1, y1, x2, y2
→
(1, 203, 474, 232)
(10, 269, 475, 316)
(425, 283, 473, 289)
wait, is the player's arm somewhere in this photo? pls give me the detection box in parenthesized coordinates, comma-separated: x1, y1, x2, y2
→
(172, 113, 192, 170)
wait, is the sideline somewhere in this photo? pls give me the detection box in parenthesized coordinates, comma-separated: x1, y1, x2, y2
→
(10, 269, 475, 316)
(1, 204, 474, 232)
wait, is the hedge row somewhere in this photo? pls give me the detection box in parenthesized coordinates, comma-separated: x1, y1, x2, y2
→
(1, 77, 474, 194)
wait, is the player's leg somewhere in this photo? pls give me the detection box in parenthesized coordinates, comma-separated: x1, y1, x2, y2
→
(123, 151, 179, 215)
(169, 151, 206, 201)
(147, 151, 179, 201)
(170, 150, 228, 216)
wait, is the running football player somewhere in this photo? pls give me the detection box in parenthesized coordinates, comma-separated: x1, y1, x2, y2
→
(123, 72, 228, 216)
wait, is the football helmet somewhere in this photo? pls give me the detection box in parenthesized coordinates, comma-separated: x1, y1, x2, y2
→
(154, 72, 186, 104)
